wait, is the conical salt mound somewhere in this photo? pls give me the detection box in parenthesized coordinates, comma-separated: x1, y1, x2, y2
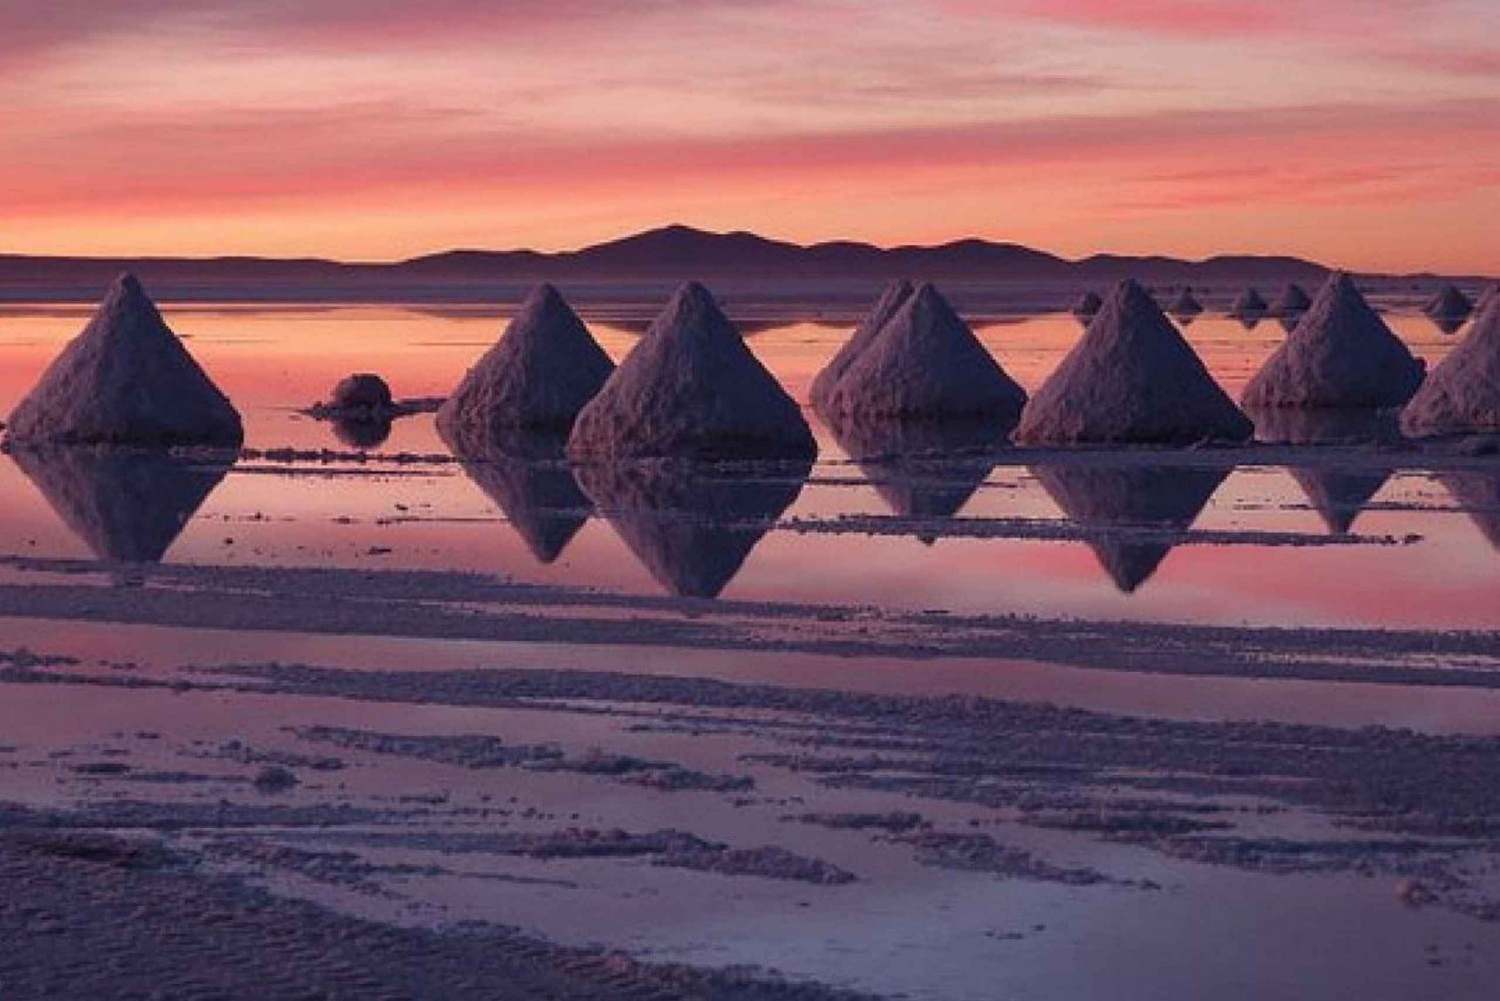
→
(1168, 288, 1203, 317)
(1288, 466, 1390, 535)
(6, 275, 242, 446)
(1423, 284, 1473, 320)
(1032, 463, 1228, 594)
(1014, 279, 1252, 445)
(1401, 302, 1500, 436)
(575, 458, 810, 598)
(1272, 283, 1312, 317)
(1240, 273, 1426, 410)
(567, 283, 815, 460)
(1232, 288, 1268, 318)
(1441, 473, 1500, 551)
(1073, 291, 1103, 319)
(818, 284, 1027, 421)
(810, 280, 914, 412)
(1248, 406, 1401, 446)
(11, 446, 230, 562)
(436, 284, 614, 451)
(444, 430, 591, 565)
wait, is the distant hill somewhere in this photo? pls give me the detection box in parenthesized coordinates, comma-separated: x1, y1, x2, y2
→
(0, 224, 1487, 305)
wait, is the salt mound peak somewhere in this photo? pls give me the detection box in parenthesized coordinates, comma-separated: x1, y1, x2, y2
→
(437, 283, 614, 453)
(1014, 279, 1252, 445)
(1168, 288, 1203, 317)
(809, 280, 914, 412)
(1401, 300, 1500, 436)
(1241, 272, 1426, 410)
(1424, 284, 1473, 320)
(1073, 290, 1103, 318)
(1232, 288, 1268, 317)
(567, 282, 814, 460)
(6, 274, 242, 446)
(817, 283, 1027, 421)
(1272, 283, 1312, 317)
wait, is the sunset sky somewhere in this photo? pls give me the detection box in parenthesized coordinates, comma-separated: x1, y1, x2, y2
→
(2, 0, 1497, 272)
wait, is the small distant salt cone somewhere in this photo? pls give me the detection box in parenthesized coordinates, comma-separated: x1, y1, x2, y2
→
(1014, 279, 1252, 445)
(445, 430, 591, 565)
(818, 284, 1027, 422)
(1231, 288, 1268, 318)
(1032, 464, 1228, 593)
(1401, 302, 1500, 437)
(567, 282, 815, 460)
(1240, 273, 1426, 410)
(1272, 283, 1313, 317)
(1072, 290, 1103, 320)
(11, 447, 230, 562)
(575, 458, 810, 598)
(810, 280, 915, 412)
(6, 274, 242, 446)
(437, 284, 614, 452)
(1289, 467, 1390, 535)
(1168, 288, 1204, 318)
(1423, 284, 1473, 321)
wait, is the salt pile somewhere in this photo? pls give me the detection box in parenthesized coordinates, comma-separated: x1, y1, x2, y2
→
(1476, 285, 1498, 318)
(1073, 291, 1103, 319)
(1014, 279, 1252, 445)
(574, 458, 810, 598)
(6, 274, 242, 446)
(1168, 288, 1204, 318)
(1231, 288, 1268, 318)
(330, 374, 393, 414)
(1031, 463, 1228, 593)
(1401, 300, 1500, 436)
(567, 283, 814, 460)
(1272, 283, 1312, 317)
(809, 280, 914, 412)
(816, 283, 1027, 422)
(11, 447, 230, 562)
(1423, 284, 1473, 321)
(437, 284, 614, 453)
(445, 431, 591, 565)
(1240, 273, 1425, 410)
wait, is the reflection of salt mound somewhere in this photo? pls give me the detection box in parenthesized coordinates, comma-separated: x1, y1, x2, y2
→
(7, 274, 242, 446)
(1402, 303, 1500, 436)
(1288, 466, 1390, 535)
(1241, 273, 1425, 409)
(568, 283, 814, 460)
(810, 280, 913, 412)
(574, 459, 810, 598)
(1031, 463, 1228, 593)
(818, 284, 1027, 421)
(1168, 288, 1204, 317)
(1073, 291, 1103, 319)
(1232, 288, 1268, 319)
(1272, 283, 1312, 317)
(1440, 473, 1500, 550)
(825, 412, 1004, 528)
(442, 429, 590, 564)
(10, 447, 230, 562)
(1015, 279, 1251, 445)
(332, 415, 393, 449)
(438, 284, 614, 452)
(1424, 285, 1473, 321)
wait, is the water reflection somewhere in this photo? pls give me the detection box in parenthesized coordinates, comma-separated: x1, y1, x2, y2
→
(573, 458, 811, 598)
(442, 428, 591, 565)
(9, 446, 231, 563)
(1441, 472, 1500, 550)
(823, 412, 1008, 532)
(1031, 463, 1228, 594)
(332, 414, 394, 449)
(1429, 314, 1467, 336)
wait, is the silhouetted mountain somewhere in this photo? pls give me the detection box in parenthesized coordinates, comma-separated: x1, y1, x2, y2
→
(1, 224, 1489, 302)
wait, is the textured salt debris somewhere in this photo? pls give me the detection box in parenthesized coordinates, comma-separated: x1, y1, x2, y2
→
(1401, 302, 1500, 437)
(1232, 288, 1268, 318)
(567, 282, 814, 460)
(9, 447, 230, 562)
(1072, 290, 1103, 319)
(1241, 273, 1426, 410)
(1424, 284, 1473, 320)
(573, 457, 810, 598)
(1167, 288, 1204, 317)
(817, 283, 1027, 421)
(823, 412, 1004, 525)
(437, 284, 614, 451)
(6, 274, 243, 446)
(1030, 464, 1228, 593)
(809, 279, 914, 412)
(442, 429, 591, 564)
(1272, 283, 1313, 317)
(1014, 279, 1252, 445)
